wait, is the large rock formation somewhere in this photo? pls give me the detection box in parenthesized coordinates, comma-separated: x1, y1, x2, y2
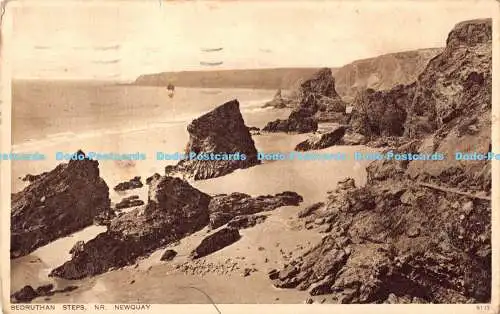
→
(165, 99, 260, 180)
(271, 19, 492, 304)
(50, 176, 211, 279)
(11, 150, 111, 258)
(273, 176, 491, 303)
(263, 68, 347, 133)
(350, 19, 491, 143)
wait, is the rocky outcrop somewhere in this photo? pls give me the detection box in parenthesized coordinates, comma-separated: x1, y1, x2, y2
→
(208, 191, 303, 229)
(295, 125, 346, 151)
(50, 176, 211, 279)
(114, 176, 143, 191)
(350, 85, 411, 138)
(11, 150, 111, 258)
(263, 68, 347, 133)
(262, 89, 294, 109)
(350, 19, 491, 143)
(273, 177, 491, 303)
(165, 99, 260, 180)
(190, 227, 241, 259)
(115, 195, 144, 210)
(271, 20, 492, 303)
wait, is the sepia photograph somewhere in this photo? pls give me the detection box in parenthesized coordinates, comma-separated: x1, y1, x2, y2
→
(2, 0, 498, 311)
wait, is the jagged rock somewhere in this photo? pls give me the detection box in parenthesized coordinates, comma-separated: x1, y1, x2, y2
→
(50, 176, 211, 279)
(264, 68, 347, 133)
(227, 214, 267, 229)
(165, 99, 260, 180)
(272, 19, 492, 304)
(262, 89, 294, 109)
(208, 191, 303, 229)
(114, 176, 143, 191)
(69, 241, 85, 258)
(160, 249, 177, 261)
(272, 175, 491, 303)
(191, 227, 241, 259)
(295, 125, 346, 151)
(11, 150, 111, 258)
(115, 195, 145, 210)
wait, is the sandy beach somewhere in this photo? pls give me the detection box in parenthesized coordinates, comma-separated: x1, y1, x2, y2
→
(11, 82, 376, 303)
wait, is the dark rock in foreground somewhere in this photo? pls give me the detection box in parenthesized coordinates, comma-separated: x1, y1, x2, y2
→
(190, 227, 241, 259)
(274, 175, 491, 303)
(166, 99, 261, 180)
(11, 150, 111, 258)
(160, 249, 177, 261)
(295, 125, 346, 151)
(11, 284, 77, 303)
(208, 191, 303, 229)
(50, 176, 211, 279)
(114, 176, 143, 191)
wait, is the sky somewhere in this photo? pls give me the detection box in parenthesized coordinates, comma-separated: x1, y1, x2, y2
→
(7, 0, 496, 81)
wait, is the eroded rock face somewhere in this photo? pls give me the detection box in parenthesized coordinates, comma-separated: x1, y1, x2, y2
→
(295, 125, 346, 151)
(49, 176, 211, 279)
(349, 19, 491, 144)
(263, 68, 347, 133)
(166, 99, 260, 180)
(273, 177, 491, 303)
(404, 19, 492, 138)
(208, 191, 303, 229)
(11, 150, 111, 258)
(350, 85, 411, 138)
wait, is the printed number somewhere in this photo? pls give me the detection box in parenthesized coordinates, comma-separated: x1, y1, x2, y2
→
(476, 305, 490, 311)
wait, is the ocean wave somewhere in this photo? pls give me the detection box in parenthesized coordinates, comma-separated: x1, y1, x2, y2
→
(12, 122, 186, 153)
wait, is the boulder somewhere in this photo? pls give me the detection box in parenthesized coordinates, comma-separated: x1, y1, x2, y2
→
(50, 176, 211, 279)
(160, 249, 177, 261)
(190, 227, 241, 259)
(114, 176, 143, 191)
(295, 125, 346, 151)
(11, 150, 111, 258)
(166, 99, 260, 180)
